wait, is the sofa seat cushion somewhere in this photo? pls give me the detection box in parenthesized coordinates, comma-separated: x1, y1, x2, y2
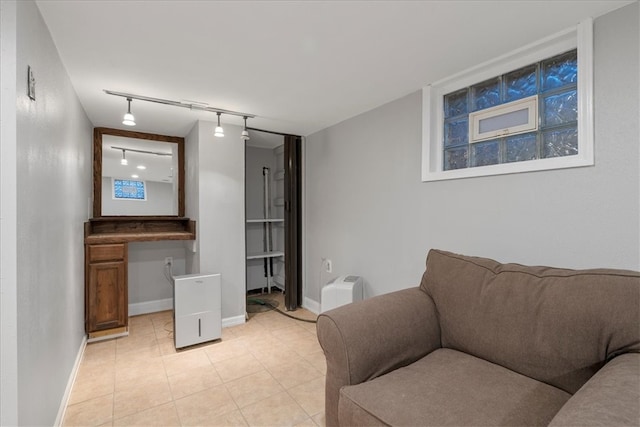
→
(338, 348, 571, 426)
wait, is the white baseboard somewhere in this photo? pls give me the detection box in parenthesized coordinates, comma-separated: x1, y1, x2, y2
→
(302, 297, 320, 315)
(55, 335, 87, 426)
(129, 298, 173, 316)
(222, 315, 245, 328)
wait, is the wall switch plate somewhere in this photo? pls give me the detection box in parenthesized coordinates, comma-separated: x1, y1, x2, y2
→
(325, 259, 332, 273)
(165, 257, 173, 266)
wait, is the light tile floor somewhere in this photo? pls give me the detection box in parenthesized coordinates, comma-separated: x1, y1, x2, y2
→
(63, 294, 326, 426)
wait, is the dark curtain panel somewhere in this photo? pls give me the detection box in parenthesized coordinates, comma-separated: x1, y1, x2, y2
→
(284, 135, 302, 310)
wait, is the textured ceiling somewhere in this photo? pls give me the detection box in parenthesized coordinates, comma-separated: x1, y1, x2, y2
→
(36, 1, 631, 137)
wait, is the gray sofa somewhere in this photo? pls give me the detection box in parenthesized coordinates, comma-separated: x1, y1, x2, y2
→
(317, 249, 640, 426)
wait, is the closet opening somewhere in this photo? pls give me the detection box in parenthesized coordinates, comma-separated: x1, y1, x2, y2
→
(245, 129, 302, 315)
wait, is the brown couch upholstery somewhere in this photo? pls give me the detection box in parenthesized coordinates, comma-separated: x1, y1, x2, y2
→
(317, 249, 640, 426)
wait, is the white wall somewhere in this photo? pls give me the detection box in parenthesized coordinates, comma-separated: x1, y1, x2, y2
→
(304, 3, 640, 304)
(4, 1, 92, 425)
(185, 120, 246, 325)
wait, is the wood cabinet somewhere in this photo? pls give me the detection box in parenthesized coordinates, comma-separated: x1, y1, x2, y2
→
(85, 243, 128, 338)
(84, 218, 196, 341)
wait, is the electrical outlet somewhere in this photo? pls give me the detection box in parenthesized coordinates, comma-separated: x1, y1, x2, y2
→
(164, 257, 173, 266)
(325, 259, 332, 273)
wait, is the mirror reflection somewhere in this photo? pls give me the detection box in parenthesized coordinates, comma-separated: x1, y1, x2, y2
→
(101, 135, 179, 216)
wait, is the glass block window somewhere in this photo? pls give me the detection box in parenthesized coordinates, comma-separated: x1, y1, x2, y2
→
(442, 49, 578, 171)
(113, 179, 146, 200)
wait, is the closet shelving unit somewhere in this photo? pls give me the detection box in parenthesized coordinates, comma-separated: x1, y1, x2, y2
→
(246, 160, 285, 293)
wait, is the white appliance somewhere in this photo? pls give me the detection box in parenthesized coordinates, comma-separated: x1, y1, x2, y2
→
(321, 275, 364, 313)
(173, 273, 221, 349)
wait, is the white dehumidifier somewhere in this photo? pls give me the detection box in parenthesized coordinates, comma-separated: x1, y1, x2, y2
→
(321, 275, 364, 313)
(173, 273, 221, 349)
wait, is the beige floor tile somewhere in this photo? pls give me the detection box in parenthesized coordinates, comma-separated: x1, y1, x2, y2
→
(203, 409, 249, 427)
(204, 338, 251, 363)
(312, 412, 326, 427)
(127, 320, 156, 338)
(113, 376, 172, 419)
(220, 326, 239, 341)
(174, 385, 238, 426)
(66, 309, 327, 427)
(227, 321, 268, 338)
(258, 349, 306, 371)
(298, 320, 319, 333)
(63, 394, 113, 427)
(83, 339, 117, 361)
(284, 335, 323, 357)
(115, 332, 159, 356)
(213, 353, 265, 383)
(272, 325, 315, 342)
(115, 357, 166, 387)
(268, 358, 323, 390)
(113, 401, 180, 426)
(225, 370, 285, 408)
(294, 418, 317, 427)
(162, 348, 211, 376)
(168, 364, 223, 400)
(287, 377, 325, 417)
(240, 391, 308, 426)
(252, 312, 298, 331)
(157, 336, 178, 355)
(149, 310, 173, 325)
(68, 366, 115, 405)
(302, 351, 327, 375)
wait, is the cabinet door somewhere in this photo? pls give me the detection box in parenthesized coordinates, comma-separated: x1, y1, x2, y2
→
(87, 260, 127, 331)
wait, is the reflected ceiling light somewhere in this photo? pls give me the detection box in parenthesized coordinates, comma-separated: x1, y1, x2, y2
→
(241, 116, 250, 141)
(214, 112, 224, 137)
(137, 165, 146, 170)
(122, 97, 136, 126)
(131, 174, 139, 179)
(120, 149, 128, 165)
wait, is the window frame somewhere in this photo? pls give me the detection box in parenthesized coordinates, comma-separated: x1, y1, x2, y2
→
(112, 178, 147, 201)
(422, 19, 593, 182)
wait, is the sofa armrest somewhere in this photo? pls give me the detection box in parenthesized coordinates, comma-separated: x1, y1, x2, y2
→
(549, 352, 640, 426)
(317, 287, 441, 426)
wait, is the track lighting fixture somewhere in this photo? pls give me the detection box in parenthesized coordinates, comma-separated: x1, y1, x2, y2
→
(120, 149, 128, 165)
(122, 97, 136, 126)
(104, 90, 256, 132)
(241, 116, 250, 141)
(214, 112, 224, 138)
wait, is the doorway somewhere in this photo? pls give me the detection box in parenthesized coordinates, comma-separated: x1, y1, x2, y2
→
(245, 129, 302, 312)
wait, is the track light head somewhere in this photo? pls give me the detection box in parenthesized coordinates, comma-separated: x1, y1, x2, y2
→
(122, 97, 136, 126)
(241, 116, 250, 141)
(120, 149, 128, 165)
(214, 112, 224, 137)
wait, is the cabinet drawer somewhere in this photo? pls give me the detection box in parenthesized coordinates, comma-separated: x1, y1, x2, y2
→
(88, 244, 126, 262)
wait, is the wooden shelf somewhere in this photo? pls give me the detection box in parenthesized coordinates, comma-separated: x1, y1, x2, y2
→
(85, 217, 195, 244)
(247, 251, 285, 260)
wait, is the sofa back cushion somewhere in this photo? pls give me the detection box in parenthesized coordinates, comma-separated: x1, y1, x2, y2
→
(420, 249, 640, 394)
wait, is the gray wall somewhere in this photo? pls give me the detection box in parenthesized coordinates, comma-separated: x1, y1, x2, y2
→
(10, 1, 92, 425)
(304, 3, 640, 304)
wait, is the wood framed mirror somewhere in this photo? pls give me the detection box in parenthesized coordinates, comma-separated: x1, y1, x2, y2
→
(93, 127, 185, 218)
